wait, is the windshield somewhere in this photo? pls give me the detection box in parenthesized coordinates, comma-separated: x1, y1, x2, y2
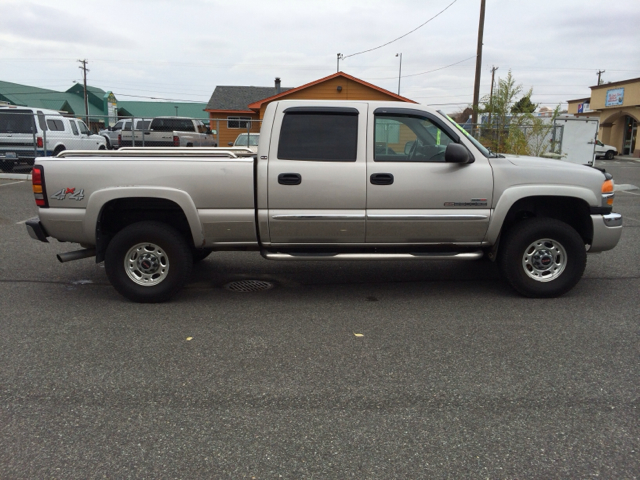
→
(438, 110, 491, 157)
(235, 134, 259, 146)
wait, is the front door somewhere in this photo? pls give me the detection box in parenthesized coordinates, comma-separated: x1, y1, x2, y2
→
(366, 108, 493, 244)
(267, 103, 368, 244)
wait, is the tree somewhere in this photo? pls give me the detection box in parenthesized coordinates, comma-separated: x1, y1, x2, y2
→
(476, 70, 527, 153)
(511, 95, 538, 114)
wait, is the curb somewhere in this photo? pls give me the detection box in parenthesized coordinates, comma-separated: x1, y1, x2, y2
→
(0, 173, 32, 181)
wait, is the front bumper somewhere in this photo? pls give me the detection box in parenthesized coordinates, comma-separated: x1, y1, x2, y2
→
(589, 213, 622, 252)
(25, 218, 49, 243)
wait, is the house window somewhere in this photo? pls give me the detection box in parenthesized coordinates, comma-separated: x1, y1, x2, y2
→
(228, 116, 251, 129)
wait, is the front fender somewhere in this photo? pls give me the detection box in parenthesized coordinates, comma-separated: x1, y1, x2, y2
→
(84, 186, 204, 246)
(486, 185, 599, 244)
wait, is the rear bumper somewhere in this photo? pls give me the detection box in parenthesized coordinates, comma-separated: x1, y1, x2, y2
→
(25, 218, 49, 243)
(590, 213, 622, 252)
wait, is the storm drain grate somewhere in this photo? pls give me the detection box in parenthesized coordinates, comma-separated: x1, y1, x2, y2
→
(224, 280, 274, 292)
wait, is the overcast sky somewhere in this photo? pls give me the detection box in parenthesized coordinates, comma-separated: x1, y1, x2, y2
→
(1, 0, 639, 114)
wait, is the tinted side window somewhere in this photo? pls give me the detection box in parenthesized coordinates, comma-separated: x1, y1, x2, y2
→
(37, 111, 47, 131)
(278, 112, 358, 161)
(151, 118, 195, 132)
(46, 119, 65, 131)
(69, 120, 79, 135)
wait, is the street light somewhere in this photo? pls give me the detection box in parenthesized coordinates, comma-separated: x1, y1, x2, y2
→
(396, 53, 402, 95)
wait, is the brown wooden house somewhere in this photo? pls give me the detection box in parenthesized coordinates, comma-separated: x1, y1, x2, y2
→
(205, 72, 415, 147)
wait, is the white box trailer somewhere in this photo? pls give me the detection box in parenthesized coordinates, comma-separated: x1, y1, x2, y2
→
(553, 115, 599, 166)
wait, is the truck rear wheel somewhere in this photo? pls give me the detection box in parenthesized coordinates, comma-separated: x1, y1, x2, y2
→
(105, 221, 193, 303)
(498, 218, 586, 298)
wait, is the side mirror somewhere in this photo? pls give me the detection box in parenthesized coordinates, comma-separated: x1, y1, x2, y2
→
(228, 142, 233, 146)
(206, 128, 212, 134)
(444, 143, 473, 164)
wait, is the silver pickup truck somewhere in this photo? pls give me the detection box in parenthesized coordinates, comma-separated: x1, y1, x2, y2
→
(26, 100, 623, 303)
(119, 117, 217, 148)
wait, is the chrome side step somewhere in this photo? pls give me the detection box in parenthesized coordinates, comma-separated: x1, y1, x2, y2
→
(261, 250, 484, 261)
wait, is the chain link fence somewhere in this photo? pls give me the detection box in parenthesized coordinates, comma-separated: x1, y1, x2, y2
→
(1, 109, 263, 172)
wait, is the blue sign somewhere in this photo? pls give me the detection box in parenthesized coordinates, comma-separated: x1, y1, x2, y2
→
(605, 88, 624, 107)
(578, 103, 584, 113)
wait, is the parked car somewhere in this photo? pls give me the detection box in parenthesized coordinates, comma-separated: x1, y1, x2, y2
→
(99, 118, 151, 149)
(0, 106, 106, 172)
(229, 133, 260, 153)
(120, 117, 217, 147)
(595, 140, 617, 160)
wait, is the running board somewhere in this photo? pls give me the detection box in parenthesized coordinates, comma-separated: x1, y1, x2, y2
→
(261, 250, 484, 261)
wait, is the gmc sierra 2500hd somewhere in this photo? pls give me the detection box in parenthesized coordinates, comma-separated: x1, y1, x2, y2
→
(25, 100, 622, 303)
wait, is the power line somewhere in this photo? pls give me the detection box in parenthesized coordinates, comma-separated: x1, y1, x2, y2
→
(364, 55, 477, 80)
(341, 0, 457, 59)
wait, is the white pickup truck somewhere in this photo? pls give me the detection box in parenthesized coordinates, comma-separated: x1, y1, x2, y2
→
(120, 117, 217, 147)
(26, 100, 622, 303)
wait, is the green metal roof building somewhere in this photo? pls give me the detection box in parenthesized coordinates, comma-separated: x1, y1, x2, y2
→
(0, 80, 208, 129)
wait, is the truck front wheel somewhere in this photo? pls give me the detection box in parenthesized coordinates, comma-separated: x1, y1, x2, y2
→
(498, 218, 586, 298)
(105, 221, 193, 303)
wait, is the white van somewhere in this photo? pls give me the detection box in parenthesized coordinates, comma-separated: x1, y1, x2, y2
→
(0, 106, 106, 172)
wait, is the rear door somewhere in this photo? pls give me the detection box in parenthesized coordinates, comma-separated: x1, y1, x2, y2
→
(267, 103, 367, 244)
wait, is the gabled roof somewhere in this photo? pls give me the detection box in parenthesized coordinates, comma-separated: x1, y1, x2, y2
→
(247, 71, 416, 109)
(205, 85, 292, 112)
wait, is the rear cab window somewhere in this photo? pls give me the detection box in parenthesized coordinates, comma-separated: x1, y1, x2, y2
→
(277, 107, 359, 161)
(0, 109, 37, 134)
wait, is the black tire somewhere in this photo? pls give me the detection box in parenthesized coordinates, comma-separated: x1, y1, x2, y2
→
(105, 221, 193, 303)
(0, 161, 14, 173)
(498, 218, 586, 298)
(98, 145, 106, 150)
(102, 136, 112, 149)
(192, 248, 213, 263)
(53, 146, 66, 156)
(605, 150, 615, 160)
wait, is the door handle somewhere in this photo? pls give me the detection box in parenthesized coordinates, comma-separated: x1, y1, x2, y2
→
(278, 173, 302, 185)
(370, 173, 394, 185)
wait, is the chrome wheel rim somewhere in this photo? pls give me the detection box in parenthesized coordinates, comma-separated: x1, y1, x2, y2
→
(522, 238, 567, 282)
(124, 242, 169, 286)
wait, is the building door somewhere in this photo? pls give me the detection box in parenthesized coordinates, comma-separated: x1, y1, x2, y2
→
(267, 103, 368, 244)
(623, 115, 638, 155)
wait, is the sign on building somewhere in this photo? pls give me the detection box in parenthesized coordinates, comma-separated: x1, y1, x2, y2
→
(605, 88, 624, 107)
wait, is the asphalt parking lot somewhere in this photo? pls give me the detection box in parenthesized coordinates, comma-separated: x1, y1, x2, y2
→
(1, 158, 639, 478)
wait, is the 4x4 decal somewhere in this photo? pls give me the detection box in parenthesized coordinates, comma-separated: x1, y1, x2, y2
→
(50, 188, 85, 201)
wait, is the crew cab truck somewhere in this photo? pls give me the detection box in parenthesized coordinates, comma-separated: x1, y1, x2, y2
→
(99, 118, 151, 149)
(120, 117, 217, 148)
(25, 100, 623, 303)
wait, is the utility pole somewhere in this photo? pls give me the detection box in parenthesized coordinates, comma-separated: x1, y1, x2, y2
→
(597, 69, 605, 85)
(396, 53, 402, 95)
(471, 0, 486, 135)
(78, 59, 89, 125)
(337, 53, 343, 73)
(488, 66, 498, 124)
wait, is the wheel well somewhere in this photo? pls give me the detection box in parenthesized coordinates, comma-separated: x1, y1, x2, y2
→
(501, 196, 593, 244)
(96, 197, 194, 262)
